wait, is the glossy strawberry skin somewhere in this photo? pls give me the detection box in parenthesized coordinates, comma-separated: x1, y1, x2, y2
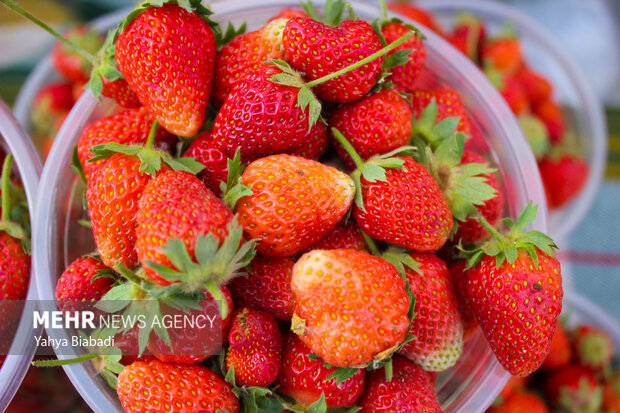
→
(382, 22, 426, 93)
(283, 18, 384, 103)
(398, 253, 464, 371)
(228, 255, 295, 321)
(411, 87, 472, 136)
(541, 321, 571, 371)
(117, 359, 239, 412)
(454, 151, 503, 244)
(286, 121, 329, 160)
(358, 356, 441, 413)
(211, 65, 311, 162)
(55, 256, 114, 303)
(354, 156, 453, 252)
(330, 89, 412, 169)
(212, 18, 288, 106)
(448, 261, 479, 341)
(100, 78, 141, 109)
(86, 154, 155, 269)
(115, 4, 216, 137)
(303, 221, 368, 254)
(77, 107, 174, 178)
(292, 249, 410, 367)
(467, 250, 563, 376)
(183, 131, 229, 197)
(0, 233, 29, 301)
(236, 154, 354, 257)
(226, 308, 282, 387)
(136, 170, 233, 285)
(539, 154, 588, 208)
(277, 332, 366, 409)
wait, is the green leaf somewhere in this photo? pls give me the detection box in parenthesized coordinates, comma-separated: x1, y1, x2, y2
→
(514, 201, 537, 233)
(214, 21, 247, 47)
(306, 393, 327, 413)
(137, 146, 162, 176)
(88, 143, 140, 162)
(162, 154, 205, 175)
(371, 18, 388, 46)
(432, 117, 460, 141)
(381, 248, 421, 278)
(325, 367, 360, 385)
(71, 146, 87, 184)
(384, 48, 412, 71)
(96, 284, 132, 313)
(222, 151, 253, 209)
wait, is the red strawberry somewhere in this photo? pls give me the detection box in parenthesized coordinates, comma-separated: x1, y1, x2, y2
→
(211, 64, 313, 162)
(212, 18, 289, 106)
(182, 131, 229, 197)
(497, 376, 528, 403)
(387, 3, 444, 35)
(488, 391, 549, 413)
(283, 17, 384, 103)
(481, 35, 523, 76)
(286, 121, 329, 160)
(55, 256, 114, 303)
(499, 76, 530, 115)
(291, 249, 410, 367)
(572, 325, 614, 372)
(358, 356, 441, 412)
(52, 26, 102, 83)
(117, 359, 239, 412)
(541, 321, 572, 371)
(228, 255, 295, 321)
(277, 332, 366, 408)
(465, 203, 562, 376)
(517, 67, 553, 104)
(303, 220, 369, 253)
(31, 82, 74, 136)
(533, 99, 565, 143)
(603, 370, 620, 413)
(545, 365, 602, 412)
(330, 89, 412, 169)
(149, 286, 234, 364)
(448, 261, 479, 341)
(454, 151, 503, 244)
(77, 107, 175, 178)
(411, 87, 472, 136)
(539, 154, 588, 208)
(135, 170, 235, 286)
(0, 232, 29, 302)
(231, 154, 354, 257)
(100, 78, 141, 109)
(448, 14, 486, 62)
(86, 153, 159, 269)
(115, 3, 217, 136)
(393, 253, 464, 371)
(381, 22, 426, 93)
(226, 307, 282, 387)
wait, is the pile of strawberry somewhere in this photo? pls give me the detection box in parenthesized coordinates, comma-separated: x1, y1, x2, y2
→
(4, 0, 566, 410)
(488, 320, 619, 413)
(389, 2, 590, 210)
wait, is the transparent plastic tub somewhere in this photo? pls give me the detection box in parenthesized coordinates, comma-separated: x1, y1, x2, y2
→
(416, 0, 608, 243)
(32, 1, 548, 411)
(0, 100, 42, 409)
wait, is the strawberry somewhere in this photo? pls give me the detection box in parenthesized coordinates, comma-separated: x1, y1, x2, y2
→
(228, 154, 354, 257)
(115, 2, 217, 136)
(31, 82, 74, 136)
(488, 391, 549, 413)
(276, 332, 366, 408)
(387, 3, 444, 35)
(496, 376, 528, 404)
(303, 220, 369, 253)
(283, 15, 384, 103)
(541, 321, 572, 371)
(464, 203, 562, 377)
(518, 115, 550, 159)
(545, 365, 603, 412)
(212, 18, 289, 106)
(0, 233, 29, 302)
(330, 88, 412, 169)
(448, 261, 479, 341)
(182, 131, 229, 197)
(603, 370, 620, 413)
(381, 22, 426, 93)
(533, 99, 565, 144)
(291, 249, 410, 367)
(117, 359, 239, 412)
(55, 256, 114, 303)
(539, 153, 588, 208)
(52, 26, 103, 83)
(286, 121, 329, 161)
(100, 78, 141, 109)
(225, 307, 282, 387)
(77, 107, 175, 178)
(386, 252, 463, 371)
(358, 356, 441, 412)
(517, 67, 553, 104)
(454, 150, 503, 244)
(227, 255, 295, 321)
(572, 325, 614, 372)
(448, 14, 486, 62)
(499, 75, 530, 115)
(411, 87, 472, 138)
(481, 34, 523, 77)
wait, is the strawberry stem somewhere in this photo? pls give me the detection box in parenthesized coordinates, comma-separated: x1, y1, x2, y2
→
(32, 353, 99, 367)
(331, 128, 364, 168)
(474, 211, 505, 243)
(305, 31, 414, 88)
(1, 0, 98, 67)
(1, 154, 12, 222)
(145, 120, 159, 150)
(361, 230, 381, 256)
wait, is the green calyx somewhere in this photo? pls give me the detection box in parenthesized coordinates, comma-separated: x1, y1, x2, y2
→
(119, 0, 214, 34)
(414, 134, 497, 223)
(331, 128, 414, 212)
(85, 29, 125, 99)
(301, 0, 356, 27)
(464, 202, 557, 270)
(0, 154, 30, 253)
(558, 377, 603, 413)
(88, 120, 205, 177)
(411, 98, 464, 149)
(222, 363, 277, 413)
(214, 21, 247, 48)
(221, 150, 253, 210)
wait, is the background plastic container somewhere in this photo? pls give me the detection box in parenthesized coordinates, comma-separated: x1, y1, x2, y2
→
(0, 100, 42, 409)
(416, 0, 608, 244)
(32, 1, 548, 411)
